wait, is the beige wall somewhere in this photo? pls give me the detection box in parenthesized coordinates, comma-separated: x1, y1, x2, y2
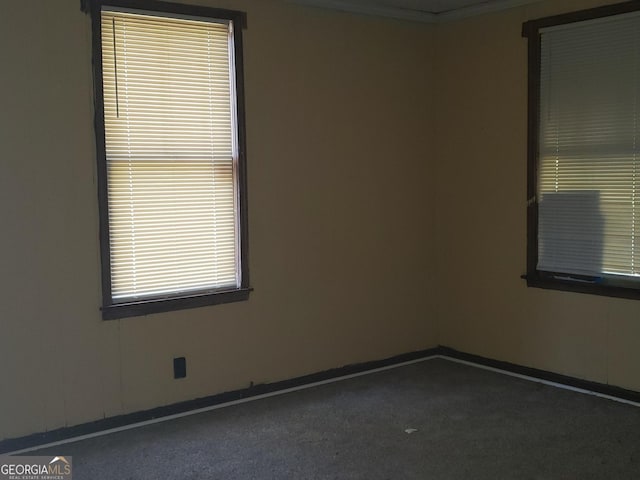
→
(3, 0, 640, 443)
(433, 0, 640, 391)
(0, 0, 436, 440)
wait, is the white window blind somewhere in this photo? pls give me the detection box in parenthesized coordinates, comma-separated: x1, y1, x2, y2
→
(100, 8, 240, 301)
(537, 12, 640, 280)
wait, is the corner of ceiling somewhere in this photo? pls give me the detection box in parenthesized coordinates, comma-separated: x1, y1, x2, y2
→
(288, 0, 543, 23)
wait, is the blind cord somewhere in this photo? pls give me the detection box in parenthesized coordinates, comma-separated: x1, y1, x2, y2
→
(112, 18, 120, 118)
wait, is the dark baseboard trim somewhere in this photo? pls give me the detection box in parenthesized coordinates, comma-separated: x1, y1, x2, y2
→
(4, 345, 639, 454)
(438, 346, 640, 404)
(0, 347, 441, 454)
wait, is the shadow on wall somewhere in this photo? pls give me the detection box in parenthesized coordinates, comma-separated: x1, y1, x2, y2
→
(538, 190, 604, 277)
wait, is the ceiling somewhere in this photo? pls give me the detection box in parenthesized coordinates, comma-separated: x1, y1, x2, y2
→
(291, 0, 542, 22)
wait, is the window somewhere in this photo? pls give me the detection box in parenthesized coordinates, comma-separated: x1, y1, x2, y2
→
(89, 0, 250, 319)
(523, 2, 640, 299)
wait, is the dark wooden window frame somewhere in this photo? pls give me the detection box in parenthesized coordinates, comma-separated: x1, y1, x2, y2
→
(522, 0, 640, 301)
(86, 0, 251, 319)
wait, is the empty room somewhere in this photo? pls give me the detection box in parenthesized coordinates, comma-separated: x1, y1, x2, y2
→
(2, 0, 640, 478)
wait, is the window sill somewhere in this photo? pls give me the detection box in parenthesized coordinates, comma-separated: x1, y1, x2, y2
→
(523, 274, 640, 301)
(102, 287, 252, 320)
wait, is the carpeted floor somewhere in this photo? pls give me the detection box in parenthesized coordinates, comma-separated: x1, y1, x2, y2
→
(27, 358, 640, 479)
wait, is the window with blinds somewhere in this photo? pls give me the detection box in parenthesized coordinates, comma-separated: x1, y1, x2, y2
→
(91, 1, 250, 318)
(524, 3, 640, 298)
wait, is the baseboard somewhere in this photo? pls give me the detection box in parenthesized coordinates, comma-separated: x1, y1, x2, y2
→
(438, 346, 640, 404)
(0, 347, 440, 454)
(3, 345, 639, 455)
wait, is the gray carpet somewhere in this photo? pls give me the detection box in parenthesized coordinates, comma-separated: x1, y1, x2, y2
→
(28, 358, 640, 479)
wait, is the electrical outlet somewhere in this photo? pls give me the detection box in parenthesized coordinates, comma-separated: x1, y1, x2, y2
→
(173, 357, 186, 379)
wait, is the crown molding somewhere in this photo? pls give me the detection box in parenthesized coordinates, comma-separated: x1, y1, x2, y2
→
(289, 0, 542, 23)
(438, 0, 542, 22)
(290, 0, 438, 23)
